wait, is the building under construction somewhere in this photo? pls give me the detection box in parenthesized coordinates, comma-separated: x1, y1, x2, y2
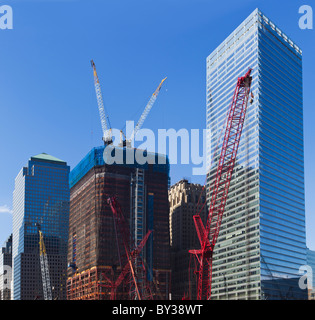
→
(66, 146, 171, 300)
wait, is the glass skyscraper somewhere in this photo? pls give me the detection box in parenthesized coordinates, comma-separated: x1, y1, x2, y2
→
(12, 153, 70, 300)
(206, 8, 307, 299)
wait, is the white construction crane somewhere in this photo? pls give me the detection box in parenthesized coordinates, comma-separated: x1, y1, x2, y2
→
(90, 59, 166, 148)
(91, 60, 113, 145)
(124, 77, 167, 147)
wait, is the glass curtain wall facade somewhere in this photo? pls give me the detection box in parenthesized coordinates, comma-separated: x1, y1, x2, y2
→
(12, 153, 70, 300)
(206, 8, 306, 300)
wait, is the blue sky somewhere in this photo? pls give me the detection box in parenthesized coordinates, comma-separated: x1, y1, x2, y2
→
(0, 0, 314, 248)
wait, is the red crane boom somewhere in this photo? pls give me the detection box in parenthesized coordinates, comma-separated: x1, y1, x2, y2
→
(189, 69, 253, 300)
(100, 232, 152, 300)
(107, 196, 153, 300)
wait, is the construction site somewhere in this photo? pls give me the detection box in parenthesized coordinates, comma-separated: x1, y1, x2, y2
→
(65, 61, 171, 300)
(64, 61, 254, 300)
(27, 59, 306, 301)
(2, 52, 255, 301)
(6, 54, 308, 302)
(2, 3, 312, 304)
(14, 41, 259, 300)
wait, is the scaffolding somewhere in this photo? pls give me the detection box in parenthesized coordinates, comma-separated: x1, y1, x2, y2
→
(67, 266, 117, 300)
(67, 146, 171, 300)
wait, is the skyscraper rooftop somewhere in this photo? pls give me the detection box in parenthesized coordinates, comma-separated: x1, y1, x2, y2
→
(30, 153, 67, 165)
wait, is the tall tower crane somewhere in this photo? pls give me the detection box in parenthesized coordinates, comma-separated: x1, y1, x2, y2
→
(91, 60, 113, 145)
(122, 77, 167, 147)
(91, 59, 166, 148)
(35, 222, 53, 300)
(189, 69, 253, 300)
(107, 196, 153, 300)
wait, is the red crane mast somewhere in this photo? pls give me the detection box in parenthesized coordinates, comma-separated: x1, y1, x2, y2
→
(100, 232, 152, 300)
(189, 69, 253, 300)
(107, 196, 153, 300)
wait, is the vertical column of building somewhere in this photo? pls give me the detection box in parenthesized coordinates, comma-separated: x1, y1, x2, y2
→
(130, 168, 147, 298)
(130, 169, 146, 248)
(12, 167, 26, 300)
(147, 160, 171, 300)
(257, 10, 306, 300)
(169, 180, 207, 300)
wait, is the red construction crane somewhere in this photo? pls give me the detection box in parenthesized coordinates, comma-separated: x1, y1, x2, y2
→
(99, 263, 129, 300)
(100, 231, 151, 300)
(107, 196, 153, 300)
(189, 68, 253, 300)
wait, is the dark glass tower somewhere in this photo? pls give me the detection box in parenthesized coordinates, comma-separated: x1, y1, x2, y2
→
(12, 153, 70, 300)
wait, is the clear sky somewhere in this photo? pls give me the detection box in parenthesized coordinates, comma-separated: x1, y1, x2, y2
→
(0, 0, 314, 249)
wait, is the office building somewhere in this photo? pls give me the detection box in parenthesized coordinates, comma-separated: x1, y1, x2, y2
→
(12, 153, 70, 300)
(0, 234, 12, 300)
(66, 146, 170, 300)
(169, 179, 207, 300)
(206, 8, 307, 299)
